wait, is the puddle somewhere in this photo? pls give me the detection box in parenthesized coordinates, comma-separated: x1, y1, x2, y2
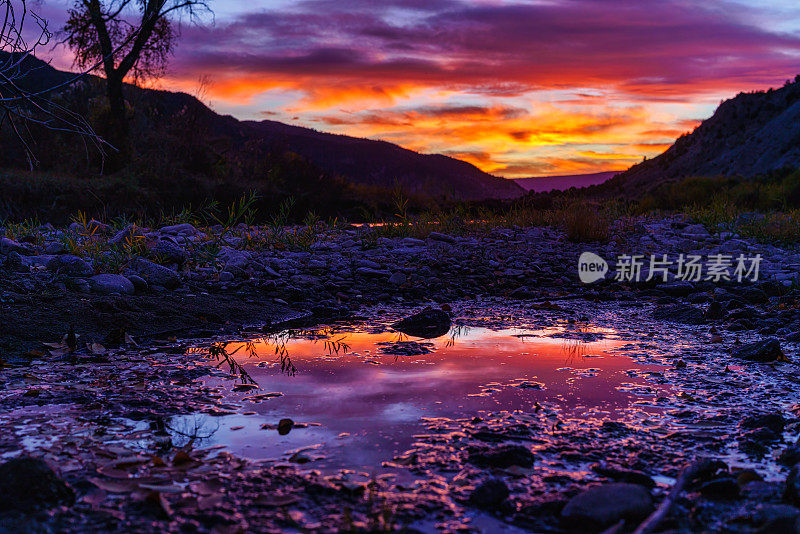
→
(178, 322, 669, 471)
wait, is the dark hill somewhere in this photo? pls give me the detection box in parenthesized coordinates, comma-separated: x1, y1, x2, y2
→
(607, 75, 800, 196)
(2, 53, 523, 201)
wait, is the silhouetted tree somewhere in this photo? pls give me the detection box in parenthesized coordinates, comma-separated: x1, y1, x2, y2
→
(63, 0, 211, 165)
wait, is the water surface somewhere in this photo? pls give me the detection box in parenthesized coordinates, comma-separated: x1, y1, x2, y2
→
(177, 322, 668, 471)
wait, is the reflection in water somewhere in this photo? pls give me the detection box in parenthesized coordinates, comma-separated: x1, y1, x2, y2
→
(182, 323, 667, 470)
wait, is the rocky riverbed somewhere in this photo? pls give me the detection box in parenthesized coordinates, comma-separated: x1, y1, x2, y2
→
(1, 215, 800, 532)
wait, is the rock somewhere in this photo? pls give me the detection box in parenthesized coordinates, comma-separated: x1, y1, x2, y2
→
(657, 281, 695, 296)
(779, 444, 800, 466)
(652, 304, 704, 324)
(3, 251, 28, 273)
(219, 248, 251, 272)
(356, 267, 390, 277)
(159, 223, 198, 235)
(44, 242, 67, 255)
(684, 224, 710, 236)
(130, 258, 180, 289)
(733, 338, 786, 362)
(0, 457, 74, 511)
(109, 224, 145, 246)
(429, 232, 456, 244)
(467, 444, 535, 468)
(151, 239, 187, 266)
(47, 255, 93, 277)
(468, 479, 509, 509)
(699, 477, 740, 499)
(561, 483, 653, 530)
(0, 237, 32, 255)
(785, 464, 800, 506)
(219, 271, 235, 282)
(591, 463, 655, 488)
(740, 413, 786, 434)
(704, 301, 726, 320)
(388, 272, 407, 285)
(392, 307, 451, 338)
(126, 274, 148, 292)
(89, 274, 135, 295)
(87, 219, 111, 235)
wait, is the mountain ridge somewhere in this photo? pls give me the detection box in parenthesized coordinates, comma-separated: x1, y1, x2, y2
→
(608, 75, 800, 195)
(2, 52, 524, 201)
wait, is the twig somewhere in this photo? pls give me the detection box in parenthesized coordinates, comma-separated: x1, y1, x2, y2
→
(633, 459, 724, 534)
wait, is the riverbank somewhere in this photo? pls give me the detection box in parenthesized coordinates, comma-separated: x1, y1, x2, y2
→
(2, 215, 800, 532)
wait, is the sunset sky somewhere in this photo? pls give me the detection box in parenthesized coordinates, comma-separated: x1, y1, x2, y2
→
(38, 0, 800, 177)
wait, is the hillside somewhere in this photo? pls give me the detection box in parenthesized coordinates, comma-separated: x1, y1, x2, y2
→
(1, 53, 523, 201)
(514, 171, 619, 192)
(244, 120, 524, 200)
(608, 75, 800, 195)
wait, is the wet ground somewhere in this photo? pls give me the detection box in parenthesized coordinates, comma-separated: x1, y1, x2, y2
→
(2, 297, 800, 532)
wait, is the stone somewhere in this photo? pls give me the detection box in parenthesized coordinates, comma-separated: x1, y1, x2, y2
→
(561, 483, 653, 530)
(47, 255, 93, 277)
(219, 271, 235, 282)
(652, 304, 705, 324)
(151, 239, 187, 266)
(468, 445, 535, 468)
(89, 274, 135, 295)
(392, 307, 451, 338)
(125, 274, 148, 292)
(159, 223, 198, 235)
(468, 479, 509, 509)
(0, 457, 74, 511)
(388, 272, 407, 285)
(44, 242, 67, 255)
(0, 237, 31, 255)
(356, 267, 390, 277)
(429, 232, 456, 244)
(733, 338, 786, 362)
(3, 251, 28, 273)
(109, 224, 145, 246)
(785, 464, 800, 506)
(740, 413, 786, 434)
(779, 444, 800, 466)
(699, 477, 740, 499)
(131, 258, 180, 289)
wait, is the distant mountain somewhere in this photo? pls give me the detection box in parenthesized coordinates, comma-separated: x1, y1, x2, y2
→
(514, 171, 619, 192)
(3, 53, 524, 201)
(243, 120, 524, 200)
(609, 75, 800, 195)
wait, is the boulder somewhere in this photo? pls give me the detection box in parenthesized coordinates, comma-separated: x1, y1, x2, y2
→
(0, 457, 74, 511)
(151, 239, 187, 266)
(89, 274, 135, 295)
(561, 483, 653, 530)
(733, 338, 786, 362)
(0, 237, 32, 255)
(130, 258, 180, 289)
(392, 307, 451, 338)
(468, 479, 509, 509)
(468, 444, 535, 468)
(46, 255, 93, 277)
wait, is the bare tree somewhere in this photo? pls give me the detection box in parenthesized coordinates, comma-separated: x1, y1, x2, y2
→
(63, 0, 212, 160)
(0, 0, 102, 167)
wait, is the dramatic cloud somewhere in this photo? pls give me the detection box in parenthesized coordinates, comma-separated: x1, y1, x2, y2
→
(37, 0, 800, 176)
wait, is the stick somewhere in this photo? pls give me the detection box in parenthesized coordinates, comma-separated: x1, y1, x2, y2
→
(633, 460, 721, 534)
